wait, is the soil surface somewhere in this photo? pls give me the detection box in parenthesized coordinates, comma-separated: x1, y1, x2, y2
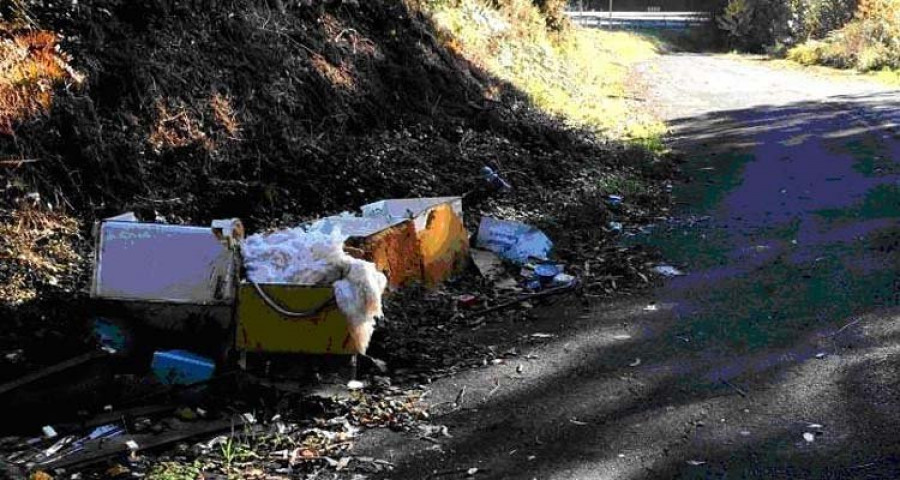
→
(353, 53, 900, 479)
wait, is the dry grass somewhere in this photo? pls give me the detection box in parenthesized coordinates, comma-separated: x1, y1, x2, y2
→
(148, 99, 214, 152)
(0, 199, 81, 304)
(423, 0, 664, 143)
(150, 93, 248, 152)
(310, 53, 357, 91)
(210, 92, 241, 138)
(0, 29, 79, 136)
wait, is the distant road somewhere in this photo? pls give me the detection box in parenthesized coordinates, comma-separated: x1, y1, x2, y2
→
(567, 11, 711, 29)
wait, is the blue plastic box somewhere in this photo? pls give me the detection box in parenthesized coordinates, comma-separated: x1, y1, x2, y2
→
(151, 350, 215, 385)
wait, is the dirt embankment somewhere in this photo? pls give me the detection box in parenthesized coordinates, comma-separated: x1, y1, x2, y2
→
(0, 1, 672, 377)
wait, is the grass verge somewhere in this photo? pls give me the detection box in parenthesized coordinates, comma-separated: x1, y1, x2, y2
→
(424, 0, 666, 145)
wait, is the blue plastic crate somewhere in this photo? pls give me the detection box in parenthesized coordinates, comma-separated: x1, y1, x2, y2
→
(151, 350, 215, 385)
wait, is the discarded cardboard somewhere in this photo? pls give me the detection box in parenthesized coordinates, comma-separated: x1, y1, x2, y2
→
(470, 249, 504, 279)
(476, 218, 553, 264)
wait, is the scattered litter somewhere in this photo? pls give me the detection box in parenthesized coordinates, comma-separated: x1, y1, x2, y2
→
(552, 273, 576, 288)
(608, 222, 623, 233)
(606, 195, 624, 207)
(686, 460, 706, 466)
(534, 264, 560, 285)
(418, 425, 451, 439)
(41, 426, 57, 439)
(457, 294, 479, 308)
(612, 334, 632, 340)
(151, 350, 215, 385)
(482, 166, 512, 192)
(569, 418, 588, 426)
(4, 350, 23, 363)
(470, 249, 505, 280)
(476, 218, 553, 264)
(467, 467, 479, 476)
(803, 432, 815, 443)
(125, 440, 140, 451)
(644, 303, 658, 311)
(629, 358, 642, 367)
(653, 265, 685, 277)
(93, 318, 127, 353)
(347, 380, 365, 391)
(815, 352, 827, 359)
(808, 423, 823, 429)
(530, 333, 555, 339)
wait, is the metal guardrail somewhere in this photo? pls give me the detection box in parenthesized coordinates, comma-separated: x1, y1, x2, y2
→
(567, 11, 711, 29)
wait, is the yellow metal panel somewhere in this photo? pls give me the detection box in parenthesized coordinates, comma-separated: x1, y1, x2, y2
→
(418, 203, 470, 286)
(236, 283, 357, 355)
(352, 220, 423, 289)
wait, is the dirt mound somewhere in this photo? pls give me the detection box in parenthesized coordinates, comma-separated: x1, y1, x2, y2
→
(0, 1, 673, 383)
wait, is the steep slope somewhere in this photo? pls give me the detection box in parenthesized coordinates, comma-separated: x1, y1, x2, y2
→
(0, 1, 672, 376)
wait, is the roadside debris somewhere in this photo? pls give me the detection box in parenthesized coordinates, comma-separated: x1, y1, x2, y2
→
(470, 249, 505, 280)
(151, 350, 216, 386)
(0, 174, 669, 479)
(653, 265, 685, 277)
(481, 166, 512, 192)
(476, 218, 553, 264)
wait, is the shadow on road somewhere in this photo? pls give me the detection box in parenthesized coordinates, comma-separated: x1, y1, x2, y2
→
(365, 91, 900, 479)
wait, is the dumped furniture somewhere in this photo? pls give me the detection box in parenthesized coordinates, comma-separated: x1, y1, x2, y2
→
(87, 197, 470, 363)
(90, 214, 243, 360)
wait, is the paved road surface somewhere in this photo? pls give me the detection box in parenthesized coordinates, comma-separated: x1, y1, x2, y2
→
(357, 53, 900, 479)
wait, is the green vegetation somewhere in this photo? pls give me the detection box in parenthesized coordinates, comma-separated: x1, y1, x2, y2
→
(787, 0, 900, 72)
(716, 0, 900, 75)
(423, 0, 666, 143)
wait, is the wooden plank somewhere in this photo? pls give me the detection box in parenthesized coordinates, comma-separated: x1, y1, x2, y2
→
(0, 351, 107, 397)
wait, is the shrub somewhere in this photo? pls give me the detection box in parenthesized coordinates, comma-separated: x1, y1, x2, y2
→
(531, 0, 568, 31)
(789, 0, 857, 41)
(717, 0, 791, 52)
(788, 0, 900, 71)
(786, 40, 826, 64)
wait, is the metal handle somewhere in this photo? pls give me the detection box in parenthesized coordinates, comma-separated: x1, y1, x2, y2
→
(251, 281, 335, 319)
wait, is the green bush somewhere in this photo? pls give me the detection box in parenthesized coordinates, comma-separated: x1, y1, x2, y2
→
(531, 0, 568, 31)
(786, 40, 827, 64)
(787, 0, 900, 71)
(717, 0, 793, 51)
(789, 0, 857, 41)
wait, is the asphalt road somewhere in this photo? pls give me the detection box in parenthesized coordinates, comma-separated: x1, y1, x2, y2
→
(357, 53, 900, 479)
